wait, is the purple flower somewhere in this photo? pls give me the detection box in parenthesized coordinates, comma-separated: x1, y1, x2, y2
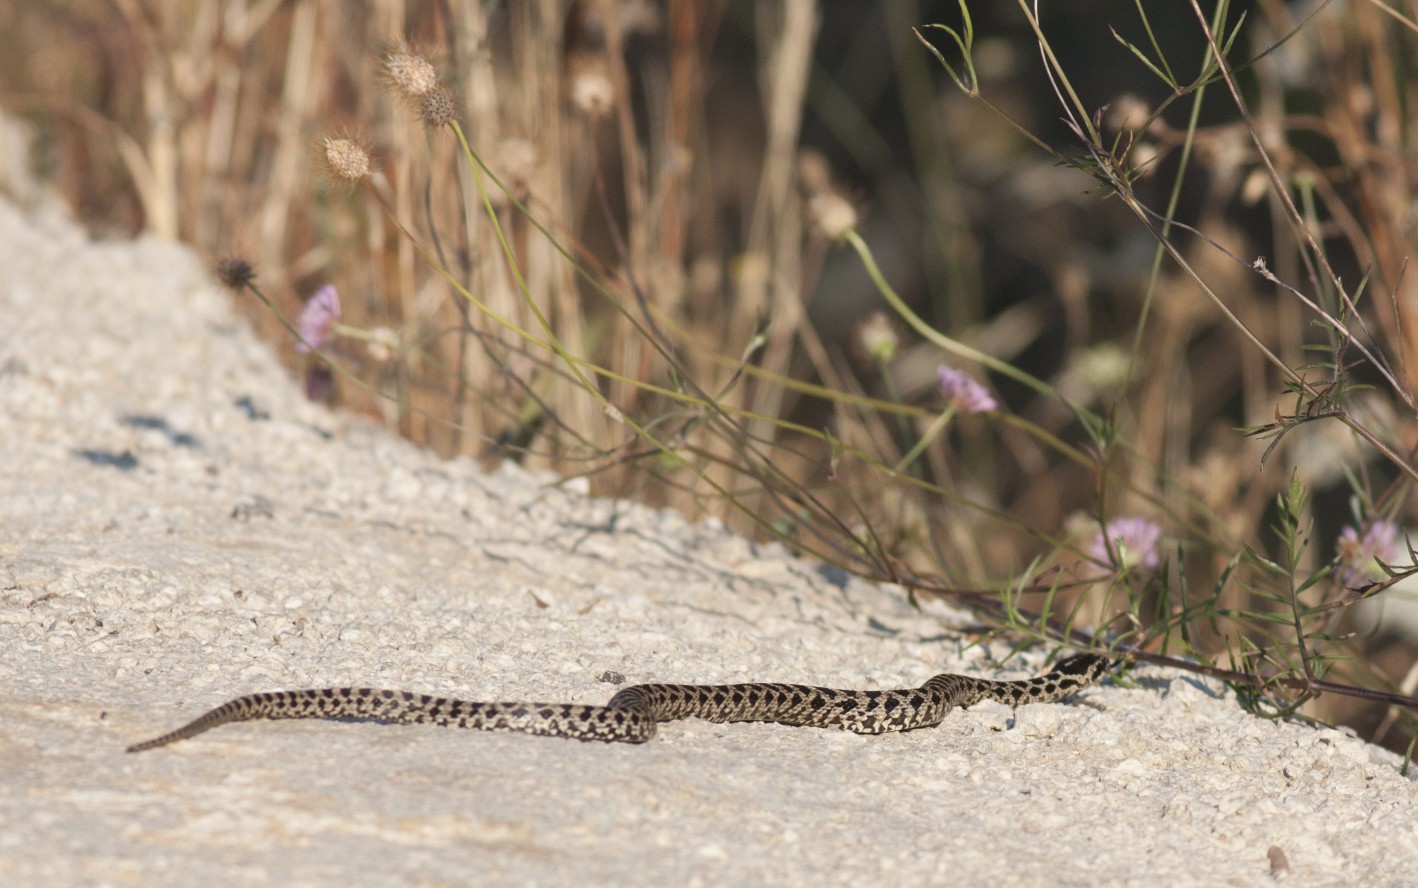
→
(1335, 520, 1409, 587)
(937, 364, 998, 413)
(295, 284, 340, 353)
(1088, 517, 1163, 572)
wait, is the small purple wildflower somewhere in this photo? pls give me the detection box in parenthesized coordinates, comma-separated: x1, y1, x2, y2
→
(937, 364, 998, 414)
(295, 284, 340, 354)
(1088, 517, 1163, 572)
(1335, 520, 1409, 588)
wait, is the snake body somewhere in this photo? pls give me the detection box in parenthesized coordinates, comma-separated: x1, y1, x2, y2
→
(126, 653, 1111, 752)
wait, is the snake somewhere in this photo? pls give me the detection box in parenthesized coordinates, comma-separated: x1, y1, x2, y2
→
(125, 652, 1112, 752)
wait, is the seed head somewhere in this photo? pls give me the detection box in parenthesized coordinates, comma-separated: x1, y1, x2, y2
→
(1105, 93, 1152, 134)
(571, 70, 615, 117)
(214, 256, 256, 290)
(808, 193, 858, 240)
(322, 137, 371, 182)
(419, 87, 459, 129)
(366, 326, 399, 363)
(856, 312, 899, 363)
(384, 50, 439, 99)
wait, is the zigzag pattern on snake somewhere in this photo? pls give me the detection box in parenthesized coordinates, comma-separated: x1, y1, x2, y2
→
(126, 653, 1112, 752)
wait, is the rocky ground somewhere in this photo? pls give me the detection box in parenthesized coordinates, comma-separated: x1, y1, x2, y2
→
(3, 192, 1416, 886)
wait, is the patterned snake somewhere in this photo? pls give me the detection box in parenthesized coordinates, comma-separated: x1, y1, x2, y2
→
(126, 653, 1112, 752)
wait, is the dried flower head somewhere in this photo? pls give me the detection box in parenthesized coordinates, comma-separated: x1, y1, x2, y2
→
(571, 69, 615, 117)
(321, 137, 371, 183)
(366, 326, 398, 363)
(857, 312, 899, 362)
(419, 87, 459, 129)
(809, 193, 858, 240)
(215, 256, 256, 290)
(1105, 93, 1152, 134)
(1088, 517, 1163, 573)
(937, 364, 998, 414)
(295, 284, 341, 354)
(384, 48, 439, 99)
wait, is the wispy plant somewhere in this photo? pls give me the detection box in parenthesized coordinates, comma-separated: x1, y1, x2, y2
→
(911, 0, 1418, 766)
(10, 2, 1418, 766)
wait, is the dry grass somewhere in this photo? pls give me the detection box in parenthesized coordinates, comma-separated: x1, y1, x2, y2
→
(4, 0, 1418, 761)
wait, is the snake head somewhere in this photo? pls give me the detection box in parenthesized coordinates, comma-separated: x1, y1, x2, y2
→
(1052, 653, 1115, 680)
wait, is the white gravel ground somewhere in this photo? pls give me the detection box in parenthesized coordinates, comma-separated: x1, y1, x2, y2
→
(3, 193, 1417, 887)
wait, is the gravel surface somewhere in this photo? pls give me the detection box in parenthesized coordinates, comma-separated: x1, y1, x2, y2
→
(3, 193, 1416, 887)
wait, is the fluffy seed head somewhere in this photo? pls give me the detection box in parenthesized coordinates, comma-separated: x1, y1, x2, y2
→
(366, 326, 399, 363)
(571, 70, 615, 117)
(322, 137, 371, 182)
(1105, 93, 1152, 134)
(419, 87, 458, 129)
(809, 193, 858, 240)
(384, 50, 439, 99)
(856, 312, 899, 362)
(214, 256, 256, 289)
